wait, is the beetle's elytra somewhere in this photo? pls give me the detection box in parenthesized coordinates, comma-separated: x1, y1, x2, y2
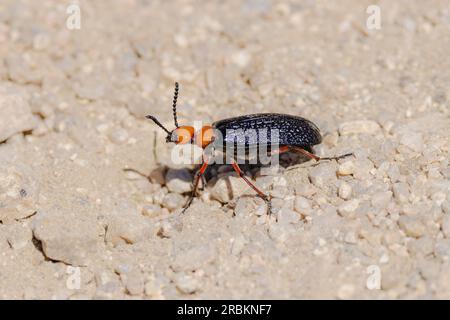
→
(146, 82, 352, 214)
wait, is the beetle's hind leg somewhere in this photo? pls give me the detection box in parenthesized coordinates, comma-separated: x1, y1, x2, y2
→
(230, 159, 273, 215)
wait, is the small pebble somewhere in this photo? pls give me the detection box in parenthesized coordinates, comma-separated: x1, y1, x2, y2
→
(234, 197, 267, 217)
(165, 168, 193, 194)
(162, 193, 185, 211)
(337, 161, 355, 176)
(371, 191, 393, 208)
(338, 181, 352, 200)
(294, 196, 311, 213)
(174, 274, 200, 294)
(337, 199, 360, 219)
(142, 204, 163, 218)
(308, 164, 336, 188)
(398, 216, 426, 238)
(393, 182, 410, 203)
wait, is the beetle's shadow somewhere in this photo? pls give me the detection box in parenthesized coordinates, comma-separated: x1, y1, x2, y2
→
(126, 151, 318, 199)
(202, 151, 315, 184)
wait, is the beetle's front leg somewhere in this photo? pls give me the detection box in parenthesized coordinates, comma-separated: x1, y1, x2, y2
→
(181, 160, 209, 214)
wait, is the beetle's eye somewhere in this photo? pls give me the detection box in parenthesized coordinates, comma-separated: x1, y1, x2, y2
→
(173, 126, 194, 144)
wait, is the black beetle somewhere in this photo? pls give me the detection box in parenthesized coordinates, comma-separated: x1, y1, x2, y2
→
(146, 82, 352, 214)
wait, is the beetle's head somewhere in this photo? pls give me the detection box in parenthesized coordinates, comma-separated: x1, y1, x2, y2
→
(146, 83, 215, 148)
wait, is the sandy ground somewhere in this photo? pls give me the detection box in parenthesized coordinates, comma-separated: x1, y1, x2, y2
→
(0, 0, 449, 299)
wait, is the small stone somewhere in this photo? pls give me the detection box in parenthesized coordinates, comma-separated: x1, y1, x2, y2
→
(407, 236, 434, 257)
(338, 181, 352, 200)
(108, 128, 128, 144)
(4, 223, 32, 250)
(441, 215, 450, 238)
(398, 216, 426, 238)
(294, 196, 311, 213)
(120, 269, 144, 296)
(268, 223, 295, 243)
(95, 280, 124, 299)
(174, 274, 200, 294)
(344, 231, 357, 244)
(0, 163, 40, 222)
(210, 174, 252, 203)
(32, 210, 101, 266)
(106, 205, 153, 246)
(393, 182, 410, 203)
(308, 163, 337, 188)
(337, 199, 359, 218)
(269, 185, 290, 198)
(371, 191, 392, 208)
(161, 193, 185, 211)
(144, 276, 164, 299)
(337, 161, 355, 176)
(142, 204, 163, 218)
(234, 197, 267, 217)
(165, 168, 193, 194)
(0, 89, 37, 142)
(400, 131, 423, 153)
(231, 50, 251, 68)
(339, 120, 381, 135)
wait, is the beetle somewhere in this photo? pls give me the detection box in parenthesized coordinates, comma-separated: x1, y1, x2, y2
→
(146, 82, 352, 214)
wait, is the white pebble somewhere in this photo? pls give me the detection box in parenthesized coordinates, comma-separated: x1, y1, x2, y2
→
(338, 181, 352, 200)
(165, 168, 193, 194)
(294, 196, 311, 213)
(234, 196, 267, 217)
(337, 161, 355, 176)
(162, 193, 185, 211)
(337, 199, 360, 218)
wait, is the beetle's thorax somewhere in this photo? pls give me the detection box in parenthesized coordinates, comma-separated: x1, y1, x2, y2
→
(168, 125, 215, 149)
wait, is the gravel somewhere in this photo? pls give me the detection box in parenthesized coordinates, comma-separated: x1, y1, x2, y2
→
(0, 0, 449, 300)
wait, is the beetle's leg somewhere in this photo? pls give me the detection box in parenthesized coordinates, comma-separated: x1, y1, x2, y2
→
(230, 159, 272, 215)
(289, 146, 353, 162)
(181, 160, 209, 214)
(269, 145, 290, 156)
(199, 174, 207, 191)
(288, 146, 320, 161)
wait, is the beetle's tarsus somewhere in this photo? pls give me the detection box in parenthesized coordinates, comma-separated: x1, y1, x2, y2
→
(320, 152, 354, 161)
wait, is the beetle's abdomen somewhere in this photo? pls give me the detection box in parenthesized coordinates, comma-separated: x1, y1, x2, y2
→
(213, 113, 322, 148)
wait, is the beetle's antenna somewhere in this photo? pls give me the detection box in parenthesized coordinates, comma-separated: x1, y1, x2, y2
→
(145, 115, 171, 135)
(172, 82, 179, 128)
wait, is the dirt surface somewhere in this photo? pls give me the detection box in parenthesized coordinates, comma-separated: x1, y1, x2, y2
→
(0, 0, 449, 299)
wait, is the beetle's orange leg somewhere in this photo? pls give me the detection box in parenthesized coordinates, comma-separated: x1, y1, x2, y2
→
(288, 146, 320, 161)
(230, 159, 272, 214)
(181, 160, 209, 214)
(269, 145, 290, 156)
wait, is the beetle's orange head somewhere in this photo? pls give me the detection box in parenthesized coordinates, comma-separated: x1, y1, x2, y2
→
(146, 83, 214, 148)
(168, 126, 195, 144)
